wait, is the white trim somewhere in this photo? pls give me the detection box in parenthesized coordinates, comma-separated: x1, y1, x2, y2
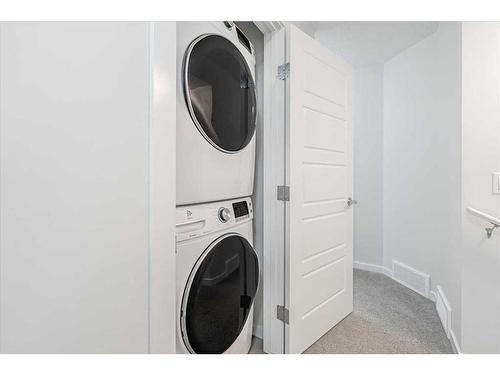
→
(254, 21, 285, 35)
(435, 285, 452, 339)
(429, 290, 437, 303)
(355, 260, 431, 298)
(450, 329, 462, 354)
(353, 261, 393, 278)
(261, 22, 286, 355)
(432, 285, 461, 353)
(148, 21, 177, 353)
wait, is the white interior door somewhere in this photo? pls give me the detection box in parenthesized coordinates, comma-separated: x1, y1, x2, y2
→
(285, 24, 353, 354)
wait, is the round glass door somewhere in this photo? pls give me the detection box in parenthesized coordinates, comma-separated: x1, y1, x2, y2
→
(184, 34, 257, 153)
(181, 234, 259, 354)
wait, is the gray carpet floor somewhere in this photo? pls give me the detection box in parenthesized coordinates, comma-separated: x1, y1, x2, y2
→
(249, 269, 453, 354)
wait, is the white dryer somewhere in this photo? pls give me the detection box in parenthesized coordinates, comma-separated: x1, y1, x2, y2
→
(176, 197, 259, 354)
(176, 22, 257, 206)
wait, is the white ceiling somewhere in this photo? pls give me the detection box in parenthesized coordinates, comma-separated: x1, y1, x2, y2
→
(297, 22, 439, 67)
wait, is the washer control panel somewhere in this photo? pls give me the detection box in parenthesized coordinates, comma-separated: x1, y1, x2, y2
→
(218, 207, 231, 223)
(232, 200, 250, 222)
(176, 197, 253, 242)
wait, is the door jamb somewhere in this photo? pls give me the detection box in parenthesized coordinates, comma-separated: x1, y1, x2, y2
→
(254, 21, 286, 354)
(148, 21, 177, 353)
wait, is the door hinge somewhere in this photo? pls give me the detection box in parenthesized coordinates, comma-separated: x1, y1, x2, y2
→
(277, 305, 289, 324)
(277, 62, 290, 80)
(277, 185, 290, 201)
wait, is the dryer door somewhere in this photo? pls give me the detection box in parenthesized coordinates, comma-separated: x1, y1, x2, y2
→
(184, 34, 256, 153)
(181, 234, 259, 354)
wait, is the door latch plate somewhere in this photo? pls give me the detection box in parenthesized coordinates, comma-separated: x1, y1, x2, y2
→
(277, 185, 290, 201)
(277, 63, 290, 80)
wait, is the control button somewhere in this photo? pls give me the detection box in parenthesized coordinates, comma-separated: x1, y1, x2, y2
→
(218, 207, 231, 223)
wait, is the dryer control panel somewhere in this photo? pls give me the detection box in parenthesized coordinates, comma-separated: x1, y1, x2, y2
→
(175, 197, 253, 242)
(232, 200, 250, 221)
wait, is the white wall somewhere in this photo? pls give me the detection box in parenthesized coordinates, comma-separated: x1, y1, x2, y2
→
(353, 65, 384, 266)
(0, 22, 177, 353)
(383, 22, 462, 342)
(461, 22, 500, 354)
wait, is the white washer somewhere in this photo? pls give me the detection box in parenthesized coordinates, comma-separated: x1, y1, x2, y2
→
(176, 197, 259, 354)
(176, 22, 257, 206)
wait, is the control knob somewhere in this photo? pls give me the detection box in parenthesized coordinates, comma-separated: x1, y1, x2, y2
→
(218, 207, 231, 223)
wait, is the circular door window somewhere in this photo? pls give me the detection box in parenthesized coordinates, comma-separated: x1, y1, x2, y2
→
(184, 34, 257, 153)
(181, 234, 259, 354)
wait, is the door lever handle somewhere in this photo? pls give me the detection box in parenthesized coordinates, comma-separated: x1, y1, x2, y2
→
(347, 197, 357, 207)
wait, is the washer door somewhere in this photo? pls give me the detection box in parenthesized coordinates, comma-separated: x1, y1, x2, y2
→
(184, 34, 256, 153)
(181, 234, 259, 354)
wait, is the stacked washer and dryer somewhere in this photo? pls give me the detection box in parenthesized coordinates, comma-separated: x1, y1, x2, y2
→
(175, 22, 260, 354)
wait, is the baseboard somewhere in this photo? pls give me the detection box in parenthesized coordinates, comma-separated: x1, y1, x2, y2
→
(353, 261, 393, 278)
(355, 260, 430, 298)
(435, 285, 452, 338)
(433, 285, 462, 353)
(449, 329, 462, 354)
(429, 290, 437, 302)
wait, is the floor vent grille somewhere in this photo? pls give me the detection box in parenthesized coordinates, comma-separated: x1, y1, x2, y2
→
(392, 260, 430, 298)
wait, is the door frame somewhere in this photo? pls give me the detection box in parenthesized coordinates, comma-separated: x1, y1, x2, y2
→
(148, 21, 177, 353)
(156, 20, 287, 354)
(254, 21, 287, 354)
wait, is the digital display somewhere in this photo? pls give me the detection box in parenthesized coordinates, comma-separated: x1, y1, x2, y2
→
(232, 201, 249, 218)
